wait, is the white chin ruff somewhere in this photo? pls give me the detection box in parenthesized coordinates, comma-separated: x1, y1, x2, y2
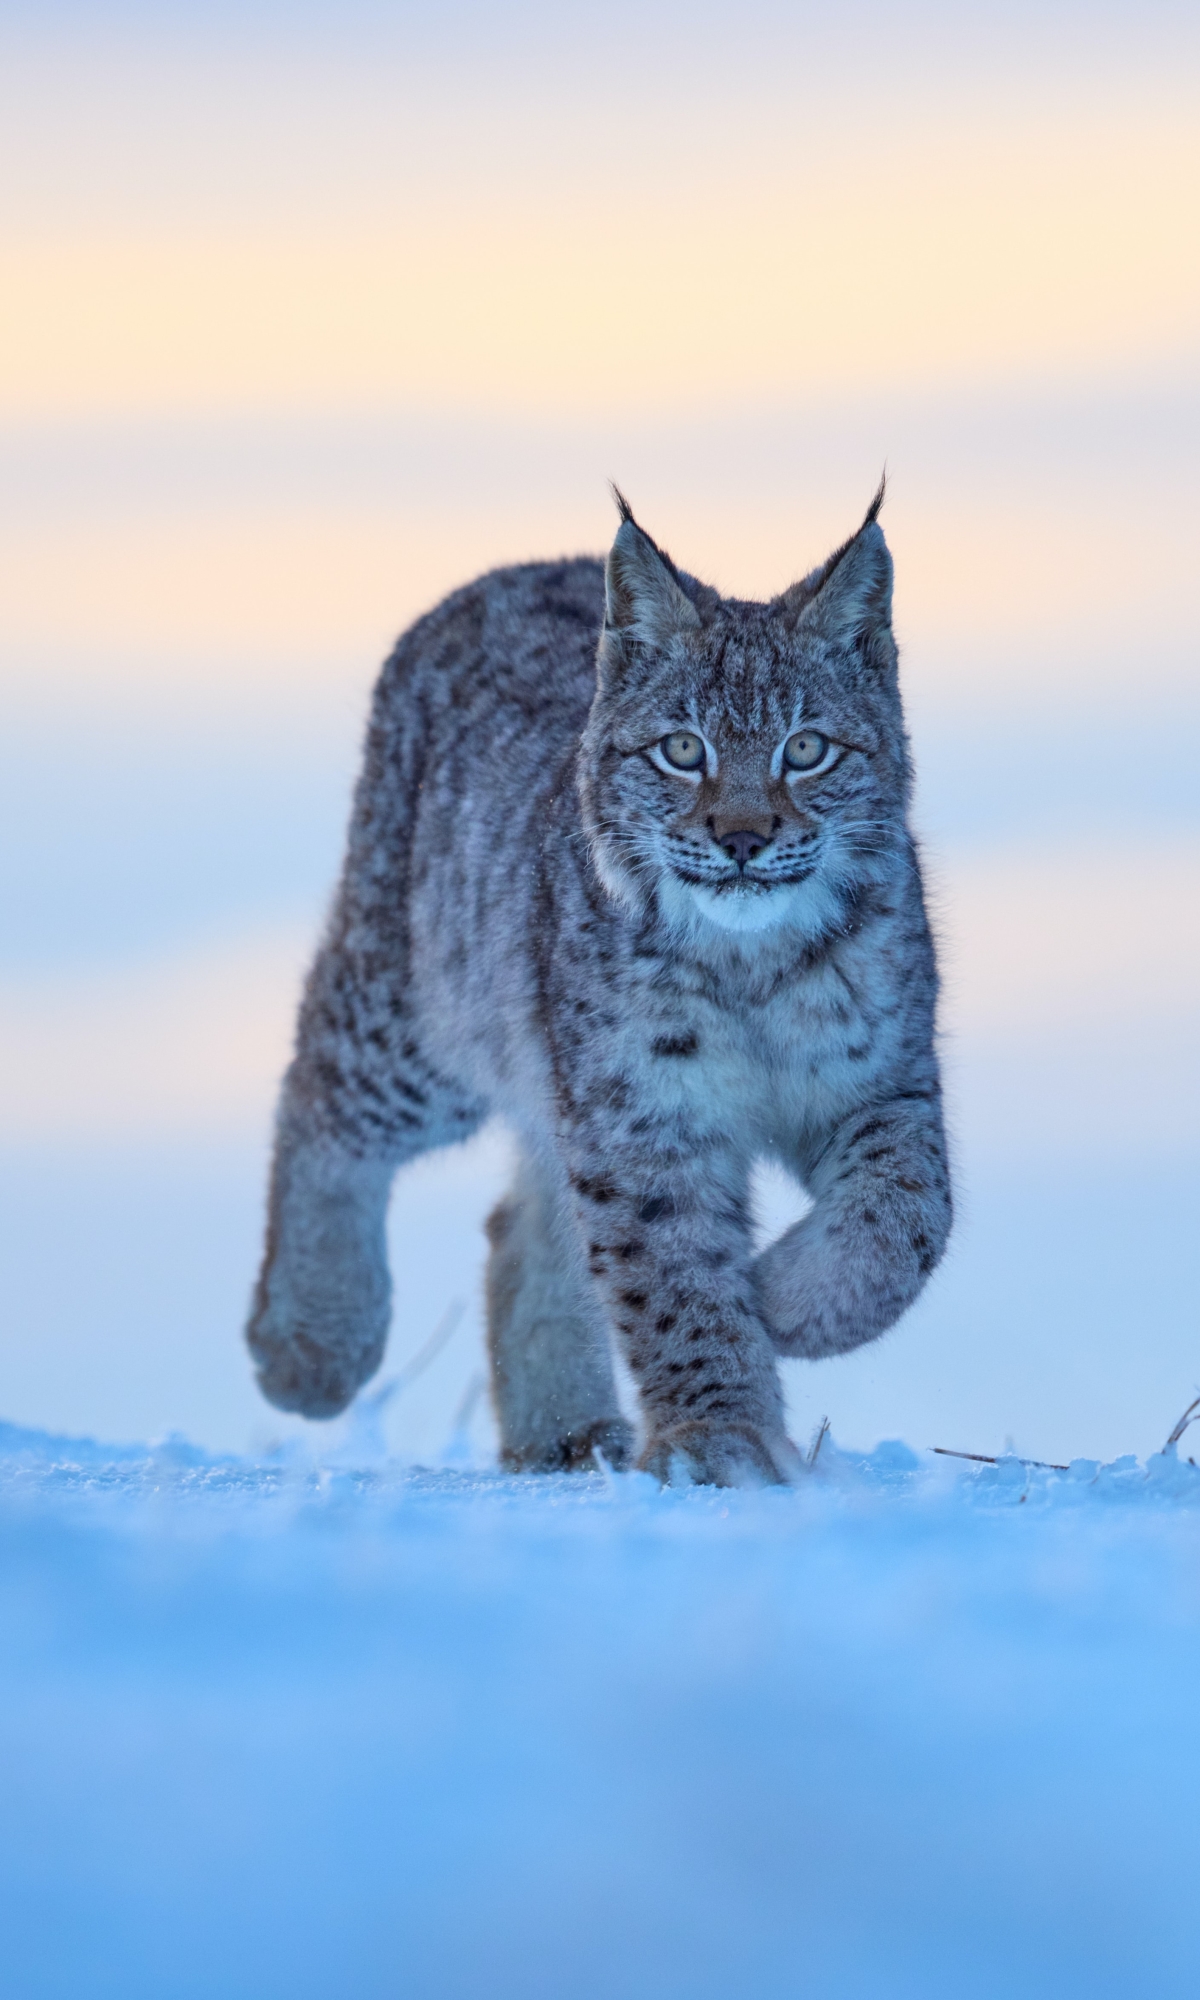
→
(686, 883, 794, 934)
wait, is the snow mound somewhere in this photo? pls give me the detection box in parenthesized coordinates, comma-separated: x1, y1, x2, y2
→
(2, 1419, 1198, 1999)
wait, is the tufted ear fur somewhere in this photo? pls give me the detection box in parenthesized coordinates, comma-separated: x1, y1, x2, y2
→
(603, 490, 701, 652)
(776, 478, 893, 658)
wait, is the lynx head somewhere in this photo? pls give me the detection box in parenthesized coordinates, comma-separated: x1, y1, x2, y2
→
(578, 484, 912, 943)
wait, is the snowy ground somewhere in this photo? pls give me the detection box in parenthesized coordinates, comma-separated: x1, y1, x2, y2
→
(2, 1416, 1198, 1999)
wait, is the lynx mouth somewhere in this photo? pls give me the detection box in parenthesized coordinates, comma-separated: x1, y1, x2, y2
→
(671, 867, 776, 893)
(682, 868, 815, 894)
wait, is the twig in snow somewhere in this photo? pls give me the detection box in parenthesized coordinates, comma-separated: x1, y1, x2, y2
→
(1164, 1395, 1200, 1453)
(932, 1446, 1069, 1472)
(807, 1416, 830, 1468)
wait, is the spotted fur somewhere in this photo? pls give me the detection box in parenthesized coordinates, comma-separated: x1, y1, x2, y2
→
(247, 489, 952, 1486)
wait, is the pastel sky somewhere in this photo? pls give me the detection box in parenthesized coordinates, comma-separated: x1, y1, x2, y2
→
(1, 1, 1196, 1464)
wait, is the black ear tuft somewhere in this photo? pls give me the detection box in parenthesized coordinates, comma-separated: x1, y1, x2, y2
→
(610, 482, 636, 527)
(861, 471, 886, 530)
(608, 486, 684, 580)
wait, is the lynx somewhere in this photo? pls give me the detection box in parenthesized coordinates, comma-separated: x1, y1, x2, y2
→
(247, 485, 951, 1485)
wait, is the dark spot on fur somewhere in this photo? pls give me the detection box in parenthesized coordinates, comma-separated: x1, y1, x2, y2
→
(573, 1176, 621, 1205)
(615, 1241, 644, 1261)
(655, 1312, 676, 1334)
(651, 1031, 699, 1058)
(638, 1195, 674, 1223)
(619, 1290, 648, 1310)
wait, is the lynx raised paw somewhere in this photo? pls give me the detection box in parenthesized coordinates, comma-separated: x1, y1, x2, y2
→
(502, 1416, 635, 1474)
(639, 1419, 801, 1489)
(246, 1307, 385, 1418)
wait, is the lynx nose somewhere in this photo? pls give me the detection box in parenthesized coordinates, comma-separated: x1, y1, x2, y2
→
(719, 828, 771, 870)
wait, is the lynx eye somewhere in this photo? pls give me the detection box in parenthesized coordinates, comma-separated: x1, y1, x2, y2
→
(660, 731, 706, 772)
(783, 729, 830, 772)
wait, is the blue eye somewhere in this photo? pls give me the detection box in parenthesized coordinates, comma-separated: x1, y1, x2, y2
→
(661, 731, 705, 771)
(783, 730, 830, 772)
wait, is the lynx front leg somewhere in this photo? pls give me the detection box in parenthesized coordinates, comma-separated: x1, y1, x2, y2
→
(568, 1133, 800, 1487)
(755, 1091, 952, 1358)
(486, 1151, 634, 1472)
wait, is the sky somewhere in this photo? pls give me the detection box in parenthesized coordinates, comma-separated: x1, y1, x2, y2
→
(0, 0, 1197, 1463)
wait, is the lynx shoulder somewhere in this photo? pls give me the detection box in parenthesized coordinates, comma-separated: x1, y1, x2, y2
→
(247, 486, 952, 1486)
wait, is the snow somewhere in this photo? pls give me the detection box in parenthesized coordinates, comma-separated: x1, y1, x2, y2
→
(2, 1417, 1199, 1998)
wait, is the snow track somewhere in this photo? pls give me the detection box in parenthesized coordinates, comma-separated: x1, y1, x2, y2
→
(1, 1421, 1198, 1997)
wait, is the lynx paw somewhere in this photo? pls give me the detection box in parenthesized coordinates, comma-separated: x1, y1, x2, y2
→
(502, 1417, 636, 1474)
(640, 1419, 801, 1489)
(247, 1310, 384, 1418)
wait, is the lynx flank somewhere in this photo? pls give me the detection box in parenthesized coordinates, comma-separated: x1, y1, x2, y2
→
(247, 487, 951, 1486)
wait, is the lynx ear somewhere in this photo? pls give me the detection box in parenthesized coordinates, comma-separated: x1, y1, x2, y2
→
(603, 491, 700, 651)
(778, 479, 893, 655)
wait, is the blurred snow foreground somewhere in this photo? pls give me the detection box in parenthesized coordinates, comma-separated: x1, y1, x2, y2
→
(2, 1419, 1199, 2000)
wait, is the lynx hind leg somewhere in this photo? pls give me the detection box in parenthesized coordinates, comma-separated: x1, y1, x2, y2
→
(486, 1156, 634, 1472)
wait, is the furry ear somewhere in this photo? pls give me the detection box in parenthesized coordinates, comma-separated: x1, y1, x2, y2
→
(603, 490, 700, 650)
(777, 479, 893, 655)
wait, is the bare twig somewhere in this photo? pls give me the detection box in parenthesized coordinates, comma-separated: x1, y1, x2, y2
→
(807, 1416, 830, 1468)
(932, 1446, 1069, 1472)
(933, 1398, 1200, 1474)
(1164, 1395, 1200, 1453)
